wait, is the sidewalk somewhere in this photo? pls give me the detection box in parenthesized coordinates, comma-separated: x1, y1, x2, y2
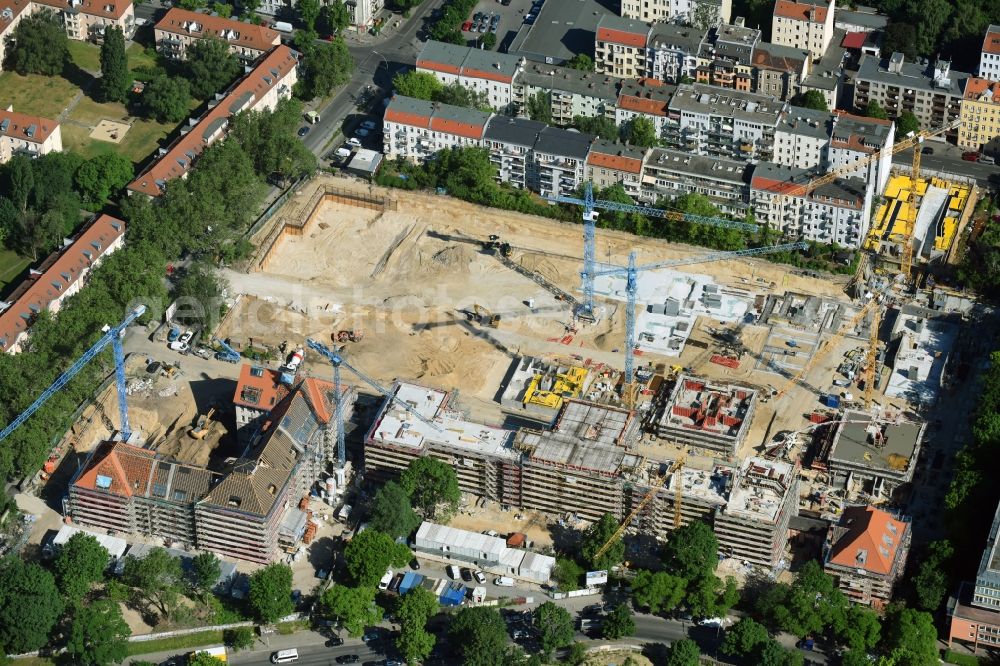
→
(124, 628, 330, 665)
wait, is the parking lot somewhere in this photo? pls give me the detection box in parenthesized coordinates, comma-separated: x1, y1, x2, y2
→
(462, 0, 542, 49)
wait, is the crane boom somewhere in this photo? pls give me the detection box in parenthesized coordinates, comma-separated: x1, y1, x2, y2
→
(0, 305, 146, 444)
(863, 307, 880, 408)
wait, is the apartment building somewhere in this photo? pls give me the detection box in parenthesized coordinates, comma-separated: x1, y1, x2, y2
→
(595, 14, 650, 80)
(958, 77, 1000, 151)
(834, 8, 887, 34)
(382, 95, 491, 162)
(979, 25, 1000, 81)
(344, 0, 382, 30)
(586, 139, 646, 198)
(714, 457, 798, 569)
(639, 148, 749, 215)
(771, 0, 835, 62)
(949, 499, 1000, 653)
(620, 0, 730, 26)
(0, 214, 125, 353)
(650, 375, 758, 457)
(530, 126, 594, 198)
(750, 162, 869, 247)
(827, 111, 895, 193)
(233, 364, 287, 440)
(512, 61, 618, 126)
(154, 8, 279, 63)
(824, 505, 910, 610)
(695, 21, 759, 92)
(854, 53, 969, 139)
(615, 79, 678, 141)
(752, 41, 810, 101)
(824, 409, 925, 499)
(415, 40, 524, 111)
(483, 116, 545, 189)
(127, 45, 297, 197)
(797, 28, 846, 110)
(646, 23, 703, 83)
(664, 83, 785, 163)
(0, 108, 62, 163)
(773, 105, 830, 169)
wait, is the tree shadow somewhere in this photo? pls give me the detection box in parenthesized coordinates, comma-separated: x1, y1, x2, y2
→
(62, 59, 95, 95)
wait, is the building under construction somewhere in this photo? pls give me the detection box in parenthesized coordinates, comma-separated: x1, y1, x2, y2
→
(713, 457, 799, 568)
(649, 375, 758, 457)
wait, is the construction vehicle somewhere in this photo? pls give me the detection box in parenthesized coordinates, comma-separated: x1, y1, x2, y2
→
(592, 451, 687, 564)
(482, 235, 512, 258)
(0, 305, 146, 445)
(213, 337, 240, 364)
(470, 304, 500, 328)
(188, 407, 216, 440)
(336, 329, 364, 343)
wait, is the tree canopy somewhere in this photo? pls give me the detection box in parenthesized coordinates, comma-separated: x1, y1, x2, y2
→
(448, 606, 510, 666)
(229, 97, 317, 184)
(0, 558, 63, 654)
(248, 563, 294, 623)
(99, 26, 130, 103)
(143, 75, 193, 123)
(121, 548, 184, 618)
(721, 617, 770, 657)
(187, 37, 242, 99)
(395, 587, 438, 664)
(565, 54, 594, 71)
(320, 584, 382, 636)
(400, 456, 460, 518)
(297, 37, 354, 100)
(526, 91, 552, 124)
(8, 11, 68, 76)
(571, 115, 619, 140)
(66, 598, 131, 666)
(534, 601, 575, 655)
(601, 603, 635, 640)
(896, 111, 920, 136)
(74, 153, 134, 207)
(53, 532, 110, 604)
(864, 100, 889, 120)
(631, 570, 686, 614)
(579, 512, 625, 571)
(621, 116, 659, 147)
(663, 520, 719, 581)
(190, 551, 222, 596)
(790, 90, 829, 111)
(344, 529, 413, 586)
(368, 480, 421, 539)
(666, 638, 701, 666)
(881, 606, 938, 666)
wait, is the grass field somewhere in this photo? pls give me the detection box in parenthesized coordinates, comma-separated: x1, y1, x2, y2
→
(125, 629, 225, 656)
(0, 249, 30, 294)
(61, 116, 175, 164)
(67, 40, 159, 74)
(0, 72, 78, 118)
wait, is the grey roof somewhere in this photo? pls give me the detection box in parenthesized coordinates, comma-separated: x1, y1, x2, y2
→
(646, 148, 749, 184)
(831, 112, 892, 150)
(508, 0, 608, 64)
(484, 116, 546, 147)
(777, 106, 832, 139)
(417, 40, 522, 80)
(648, 23, 705, 53)
(834, 9, 888, 30)
(831, 410, 922, 472)
(517, 62, 619, 101)
(417, 40, 466, 70)
(534, 126, 593, 159)
(589, 138, 647, 162)
(751, 161, 866, 206)
(385, 95, 436, 124)
(433, 102, 493, 128)
(801, 29, 847, 91)
(618, 79, 677, 105)
(669, 83, 785, 124)
(855, 53, 971, 97)
(754, 40, 811, 63)
(709, 24, 761, 66)
(596, 13, 651, 39)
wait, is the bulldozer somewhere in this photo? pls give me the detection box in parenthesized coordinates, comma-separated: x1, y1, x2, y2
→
(469, 304, 500, 328)
(188, 407, 216, 440)
(336, 329, 364, 343)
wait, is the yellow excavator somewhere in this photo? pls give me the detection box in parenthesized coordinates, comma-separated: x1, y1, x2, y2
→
(470, 304, 501, 328)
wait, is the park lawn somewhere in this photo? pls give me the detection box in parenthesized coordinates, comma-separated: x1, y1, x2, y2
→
(126, 42, 159, 73)
(61, 118, 173, 164)
(68, 40, 159, 75)
(0, 72, 77, 118)
(0, 249, 31, 294)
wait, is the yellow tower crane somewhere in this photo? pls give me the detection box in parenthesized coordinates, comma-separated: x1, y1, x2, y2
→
(591, 451, 687, 564)
(863, 306, 881, 408)
(901, 131, 927, 281)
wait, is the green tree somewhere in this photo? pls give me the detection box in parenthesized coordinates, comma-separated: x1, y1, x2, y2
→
(144, 74, 193, 123)
(8, 11, 68, 76)
(344, 528, 412, 586)
(526, 91, 552, 124)
(400, 456, 460, 518)
(298, 37, 354, 99)
(721, 617, 769, 657)
(534, 601, 575, 655)
(881, 606, 938, 666)
(449, 606, 510, 666)
(663, 520, 718, 580)
(685, 573, 738, 619)
(758, 639, 803, 666)
(121, 548, 184, 618)
(433, 82, 492, 110)
(666, 638, 701, 666)
(565, 642, 588, 665)
(571, 115, 617, 139)
(553, 556, 585, 591)
(836, 604, 881, 653)
(98, 26, 129, 102)
(896, 111, 919, 136)
(74, 153, 133, 206)
(396, 587, 438, 664)
(790, 90, 828, 111)
(911, 0, 952, 56)
(911, 540, 953, 611)
(212, 2, 232, 16)
(189, 652, 227, 666)
(318, 1, 351, 33)
(864, 100, 889, 120)
(480, 31, 497, 50)
(173, 261, 227, 328)
(754, 562, 846, 639)
(320, 584, 382, 636)
(0, 558, 64, 654)
(224, 626, 255, 651)
(621, 116, 658, 147)
(882, 23, 917, 59)
(187, 37, 241, 99)
(66, 599, 131, 666)
(630, 570, 686, 614)
(9, 153, 35, 213)
(393, 70, 444, 100)
(369, 480, 421, 539)
(579, 512, 625, 570)
(601, 603, 635, 640)
(565, 54, 594, 71)
(297, 0, 321, 31)
(229, 97, 317, 182)
(190, 551, 222, 596)
(248, 563, 294, 623)
(53, 532, 109, 604)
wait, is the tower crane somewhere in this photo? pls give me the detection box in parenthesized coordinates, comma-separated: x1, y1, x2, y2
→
(772, 298, 879, 400)
(592, 242, 807, 406)
(862, 306, 881, 408)
(306, 338, 443, 467)
(0, 305, 146, 445)
(549, 182, 760, 319)
(592, 450, 687, 564)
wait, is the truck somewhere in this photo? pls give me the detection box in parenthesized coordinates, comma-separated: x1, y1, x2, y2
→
(336, 503, 352, 522)
(274, 20, 293, 32)
(304, 110, 320, 124)
(189, 645, 227, 663)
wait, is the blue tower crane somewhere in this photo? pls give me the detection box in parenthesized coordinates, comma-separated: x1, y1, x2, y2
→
(306, 338, 443, 467)
(592, 243, 807, 401)
(0, 305, 146, 445)
(550, 183, 760, 319)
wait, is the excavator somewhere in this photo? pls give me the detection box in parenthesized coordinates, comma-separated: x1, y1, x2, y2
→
(468, 304, 501, 328)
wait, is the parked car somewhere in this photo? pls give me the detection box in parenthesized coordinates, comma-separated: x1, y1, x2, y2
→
(460, 567, 473, 582)
(347, 137, 362, 147)
(178, 330, 193, 345)
(360, 120, 378, 130)
(979, 155, 996, 165)
(963, 151, 980, 161)
(297, 126, 310, 137)
(335, 656, 359, 664)
(363, 630, 381, 643)
(462, 20, 473, 31)
(473, 570, 487, 584)
(378, 570, 393, 591)
(921, 146, 933, 155)
(168, 340, 189, 352)
(355, 128, 370, 137)
(167, 327, 181, 342)
(478, 21, 487, 32)
(494, 576, 515, 586)
(325, 636, 343, 647)
(409, 559, 421, 570)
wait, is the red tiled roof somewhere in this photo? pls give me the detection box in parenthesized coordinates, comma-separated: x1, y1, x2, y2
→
(73, 441, 154, 498)
(384, 108, 430, 128)
(416, 58, 460, 76)
(0, 108, 59, 144)
(34, 0, 132, 21)
(0, 214, 125, 351)
(964, 76, 1000, 101)
(597, 26, 647, 49)
(430, 116, 485, 140)
(588, 150, 643, 174)
(127, 45, 297, 197)
(983, 27, 1000, 55)
(461, 66, 513, 84)
(617, 93, 668, 116)
(155, 8, 279, 53)
(828, 505, 907, 576)
(233, 364, 286, 410)
(774, 0, 828, 23)
(841, 31, 868, 50)
(0, 0, 32, 34)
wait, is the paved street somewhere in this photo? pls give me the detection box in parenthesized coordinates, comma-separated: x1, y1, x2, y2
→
(893, 142, 1000, 187)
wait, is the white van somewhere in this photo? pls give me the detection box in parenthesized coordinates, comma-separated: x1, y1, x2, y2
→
(271, 648, 299, 663)
(494, 576, 515, 587)
(447, 565, 461, 579)
(378, 569, 394, 591)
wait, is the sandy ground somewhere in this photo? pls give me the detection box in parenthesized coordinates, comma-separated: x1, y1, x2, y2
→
(448, 501, 555, 550)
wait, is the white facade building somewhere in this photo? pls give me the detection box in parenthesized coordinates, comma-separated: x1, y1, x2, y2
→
(0, 108, 62, 163)
(620, 0, 731, 26)
(771, 0, 835, 62)
(416, 40, 524, 112)
(980, 25, 1000, 81)
(382, 95, 492, 162)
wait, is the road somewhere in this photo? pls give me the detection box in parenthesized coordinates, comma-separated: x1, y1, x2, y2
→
(892, 142, 1000, 187)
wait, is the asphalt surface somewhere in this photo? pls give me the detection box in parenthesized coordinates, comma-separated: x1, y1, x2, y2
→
(893, 142, 1000, 188)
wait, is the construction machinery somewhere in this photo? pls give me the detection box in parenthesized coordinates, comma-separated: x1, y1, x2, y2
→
(306, 338, 444, 467)
(0, 305, 146, 445)
(772, 298, 880, 400)
(550, 182, 760, 320)
(592, 451, 687, 563)
(469, 304, 500, 328)
(592, 243, 807, 407)
(336, 329, 364, 343)
(213, 337, 240, 364)
(188, 407, 216, 440)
